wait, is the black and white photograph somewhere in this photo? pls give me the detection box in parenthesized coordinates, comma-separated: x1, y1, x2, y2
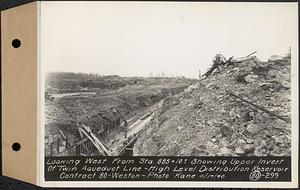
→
(37, 1, 298, 188)
(43, 2, 295, 158)
(2, 1, 298, 188)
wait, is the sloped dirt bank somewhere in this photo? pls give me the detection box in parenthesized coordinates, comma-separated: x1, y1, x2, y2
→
(134, 56, 291, 156)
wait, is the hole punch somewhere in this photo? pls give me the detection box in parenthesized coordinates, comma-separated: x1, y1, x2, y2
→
(12, 142, 21, 151)
(12, 39, 21, 48)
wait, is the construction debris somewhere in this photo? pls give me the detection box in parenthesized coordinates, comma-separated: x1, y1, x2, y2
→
(202, 51, 258, 78)
(134, 52, 291, 157)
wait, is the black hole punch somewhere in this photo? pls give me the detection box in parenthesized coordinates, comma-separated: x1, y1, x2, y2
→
(12, 39, 21, 48)
(12, 142, 21, 151)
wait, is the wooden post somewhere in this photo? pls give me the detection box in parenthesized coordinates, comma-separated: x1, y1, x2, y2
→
(76, 145, 80, 155)
(65, 137, 68, 149)
(50, 142, 53, 156)
(87, 141, 91, 152)
(57, 138, 60, 154)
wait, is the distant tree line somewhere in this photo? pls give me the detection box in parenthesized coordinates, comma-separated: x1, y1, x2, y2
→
(46, 72, 104, 82)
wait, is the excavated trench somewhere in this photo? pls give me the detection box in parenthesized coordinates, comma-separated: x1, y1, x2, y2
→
(45, 85, 191, 156)
(80, 86, 188, 141)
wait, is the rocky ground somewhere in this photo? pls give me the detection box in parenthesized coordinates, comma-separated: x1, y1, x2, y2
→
(134, 55, 291, 156)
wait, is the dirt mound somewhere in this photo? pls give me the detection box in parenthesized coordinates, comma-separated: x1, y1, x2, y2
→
(134, 56, 291, 156)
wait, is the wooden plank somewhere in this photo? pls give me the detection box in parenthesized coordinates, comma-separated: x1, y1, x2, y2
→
(226, 90, 291, 124)
(59, 130, 66, 140)
(246, 50, 257, 57)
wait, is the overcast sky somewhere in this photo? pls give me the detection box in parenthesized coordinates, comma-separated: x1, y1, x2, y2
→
(41, 2, 297, 78)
